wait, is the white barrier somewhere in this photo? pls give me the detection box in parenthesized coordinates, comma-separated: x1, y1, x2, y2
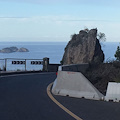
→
(105, 82, 120, 102)
(52, 71, 104, 100)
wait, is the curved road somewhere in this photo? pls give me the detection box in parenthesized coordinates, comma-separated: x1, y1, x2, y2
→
(0, 73, 73, 120)
(0, 72, 120, 120)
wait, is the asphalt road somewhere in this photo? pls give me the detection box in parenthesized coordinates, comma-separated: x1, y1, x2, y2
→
(0, 73, 73, 120)
(0, 72, 120, 120)
(54, 95, 120, 120)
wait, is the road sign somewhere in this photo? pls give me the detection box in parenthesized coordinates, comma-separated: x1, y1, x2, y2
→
(12, 61, 25, 65)
(31, 61, 42, 65)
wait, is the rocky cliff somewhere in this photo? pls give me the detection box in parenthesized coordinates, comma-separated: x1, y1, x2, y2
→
(62, 29, 104, 65)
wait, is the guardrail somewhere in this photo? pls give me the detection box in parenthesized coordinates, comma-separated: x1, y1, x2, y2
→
(0, 57, 49, 71)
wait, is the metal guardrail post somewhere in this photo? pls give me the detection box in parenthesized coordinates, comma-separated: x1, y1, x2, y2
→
(5, 59, 7, 71)
(25, 59, 27, 71)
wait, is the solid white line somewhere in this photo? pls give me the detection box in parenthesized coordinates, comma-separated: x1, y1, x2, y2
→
(0, 72, 55, 78)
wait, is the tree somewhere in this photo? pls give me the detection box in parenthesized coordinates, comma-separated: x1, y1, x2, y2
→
(114, 45, 120, 61)
(97, 32, 106, 42)
(84, 27, 106, 42)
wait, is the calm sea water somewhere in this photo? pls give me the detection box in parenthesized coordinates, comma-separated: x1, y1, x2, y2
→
(0, 42, 119, 71)
(0, 42, 67, 71)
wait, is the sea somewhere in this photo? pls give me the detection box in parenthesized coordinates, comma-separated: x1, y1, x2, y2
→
(0, 42, 119, 71)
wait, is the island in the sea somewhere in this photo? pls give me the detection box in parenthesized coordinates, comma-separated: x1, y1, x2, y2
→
(0, 46, 29, 53)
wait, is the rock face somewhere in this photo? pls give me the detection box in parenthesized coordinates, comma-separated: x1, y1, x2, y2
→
(62, 29, 104, 65)
(0, 46, 29, 53)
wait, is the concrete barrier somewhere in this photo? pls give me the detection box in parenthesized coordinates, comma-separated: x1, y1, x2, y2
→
(48, 64, 60, 72)
(52, 71, 104, 100)
(105, 82, 120, 102)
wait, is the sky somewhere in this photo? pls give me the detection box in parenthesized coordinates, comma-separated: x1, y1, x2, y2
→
(0, 0, 120, 42)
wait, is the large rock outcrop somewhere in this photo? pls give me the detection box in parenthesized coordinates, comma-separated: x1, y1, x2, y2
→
(62, 29, 104, 65)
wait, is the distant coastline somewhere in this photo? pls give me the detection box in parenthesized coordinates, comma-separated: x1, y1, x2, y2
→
(0, 46, 29, 53)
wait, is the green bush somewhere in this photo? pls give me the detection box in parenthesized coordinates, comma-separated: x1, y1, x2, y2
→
(114, 45, 120, 61)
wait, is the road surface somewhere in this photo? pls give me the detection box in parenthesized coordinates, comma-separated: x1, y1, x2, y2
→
(0, 72, 120, 120)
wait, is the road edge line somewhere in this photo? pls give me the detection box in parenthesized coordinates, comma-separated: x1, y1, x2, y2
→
(47, 83, 83, 120)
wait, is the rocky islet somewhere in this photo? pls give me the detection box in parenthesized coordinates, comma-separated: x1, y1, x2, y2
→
(0, 46, 29, 53)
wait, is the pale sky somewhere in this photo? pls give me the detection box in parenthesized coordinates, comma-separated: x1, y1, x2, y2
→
(0, 0, 120, 42)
